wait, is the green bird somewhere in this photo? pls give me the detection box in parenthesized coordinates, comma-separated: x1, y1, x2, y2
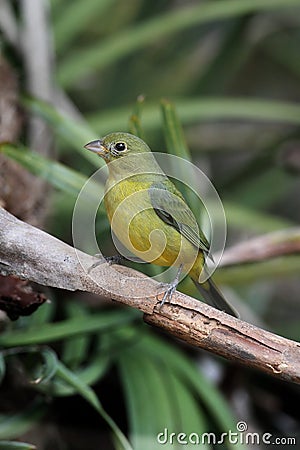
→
(85, 132, 237, 317)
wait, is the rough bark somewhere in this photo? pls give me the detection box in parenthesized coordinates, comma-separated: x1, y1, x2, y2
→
(1, 207, 300, 384)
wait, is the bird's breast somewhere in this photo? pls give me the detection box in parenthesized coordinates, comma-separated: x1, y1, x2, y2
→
(104, 178, 198, 268)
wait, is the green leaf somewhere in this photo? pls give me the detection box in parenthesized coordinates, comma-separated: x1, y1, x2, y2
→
(128, 95, 145, 139)
(139, 331, 242, 450)
(0, 441, 36, 450)
(54, 0, 114, 51)
(61, 302, 92, 368)
(38, 349, 110, 396)
(0, 310, 138, 347)
(56, 361, 132, 450)
(0, 352, 5, 384)
(2, 347, 58, 385)
(196, 17, 254, 95)
(160, 99, 202, 216)
(88, 97, 300, 134)
(118, 328, 241, 450)
(57, 0, 300, 86)
(161, 99, 191, 161)
(27, 298, 55, 327)
(0, 143, 101, 199)
(28, 347, 58, 385)
(55, 361, 101, 411)
(22, 97, 101, 166)
(118, 353, 180, 450)
(167, 374, 209, 450)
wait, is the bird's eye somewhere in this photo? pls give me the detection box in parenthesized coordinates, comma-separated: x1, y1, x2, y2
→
(115, 142, 127, 152)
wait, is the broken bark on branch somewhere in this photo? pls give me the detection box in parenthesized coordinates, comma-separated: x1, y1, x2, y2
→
(0, 207, 300, 384)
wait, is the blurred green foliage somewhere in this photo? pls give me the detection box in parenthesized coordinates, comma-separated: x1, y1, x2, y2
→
(0, 0, 300, 448)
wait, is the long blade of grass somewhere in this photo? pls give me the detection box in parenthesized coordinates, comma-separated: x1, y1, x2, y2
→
(0, 353, 5, 384)
(88, 97, 300, 134)
(140, 332, 242, 450)
(167, 374, 210, 450)
(160, 99, 211, 236)
(2, 347, 58, 385)
(118, 329, 241, 450)
(161, 99, 191, 161)
(56, 361, 132, 450)
(128, 95, 145, 139)
(61, 302, 91, 369)
(58, 0, 300, 87)
(25, 96, 300, 149)
(196, 17, 254, 95)
(0, 310, 138, 347)
(22, 96, 101, 166)
(160, 99, 199, 209)
(118, 353, 178, 450)
(119, 350, 209, 450)
(27, 298, 55, 327)
(0, 441, 36, 450)
(38, 351, 110, 396)
(53, 0, 114, 52)
(27, 347, 58, 385)
(0, 143, 97, 198)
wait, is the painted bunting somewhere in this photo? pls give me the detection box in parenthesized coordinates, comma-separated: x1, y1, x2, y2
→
(85, 132, 237, 317)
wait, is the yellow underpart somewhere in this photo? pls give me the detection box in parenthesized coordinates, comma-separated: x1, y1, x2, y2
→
(104, 177, 201, 273)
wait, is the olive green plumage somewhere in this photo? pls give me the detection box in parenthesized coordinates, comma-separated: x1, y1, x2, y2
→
(85, 132, 237, 317)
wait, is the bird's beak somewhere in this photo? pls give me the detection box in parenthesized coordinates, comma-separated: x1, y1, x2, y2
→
(84, 139, 107, 156)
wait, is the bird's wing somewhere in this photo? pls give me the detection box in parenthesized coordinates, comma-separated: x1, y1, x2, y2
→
(148, 181, 210, 255)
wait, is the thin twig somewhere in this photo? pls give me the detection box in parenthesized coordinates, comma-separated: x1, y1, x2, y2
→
(219, 227, 300, 266)
(0, 207, 299, 384)
(20, 0, 54, 156)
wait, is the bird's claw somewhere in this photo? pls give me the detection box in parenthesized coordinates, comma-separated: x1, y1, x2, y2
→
(88, 254, 123, 273)
(159, 282, 177, 309)
(104, 255, 124, 265)
(158, 264, 183, 309)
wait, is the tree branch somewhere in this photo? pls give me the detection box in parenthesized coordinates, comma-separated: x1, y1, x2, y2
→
(219, 227, 300, 266)
(0, 207, 299, 384)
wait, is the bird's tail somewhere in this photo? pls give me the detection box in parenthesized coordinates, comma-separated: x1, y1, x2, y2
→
(192, 277, 239, 318)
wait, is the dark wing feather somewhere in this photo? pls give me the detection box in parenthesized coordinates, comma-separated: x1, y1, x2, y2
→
(148, 181, 210, 255)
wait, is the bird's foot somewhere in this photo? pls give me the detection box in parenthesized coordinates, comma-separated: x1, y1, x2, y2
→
(104, 254, 124, 265)
(159, 264, 183, 309)
(160, 282, 178, 308)
(88, 253, 123, 273)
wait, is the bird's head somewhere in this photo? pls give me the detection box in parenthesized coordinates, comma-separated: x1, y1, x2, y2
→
(84, 132, 151, 163)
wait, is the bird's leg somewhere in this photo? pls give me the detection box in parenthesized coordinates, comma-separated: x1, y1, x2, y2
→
(88, 253, 124, 273)
(160, 264, 183, 308)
